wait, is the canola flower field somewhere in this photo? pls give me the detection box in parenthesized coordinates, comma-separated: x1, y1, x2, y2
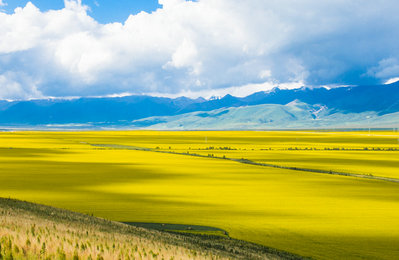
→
(0, 130, 398, 259)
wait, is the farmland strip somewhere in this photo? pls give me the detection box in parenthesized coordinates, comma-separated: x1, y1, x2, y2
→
(89, 143, 399, 184)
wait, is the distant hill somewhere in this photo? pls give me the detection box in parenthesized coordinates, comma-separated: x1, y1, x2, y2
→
(131, 101, 399, 130)
(0, 96, 204, 125)
(0, 82, 398, 129)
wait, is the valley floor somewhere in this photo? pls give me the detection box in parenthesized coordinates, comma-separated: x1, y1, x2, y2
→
(0, 130, 398, 259)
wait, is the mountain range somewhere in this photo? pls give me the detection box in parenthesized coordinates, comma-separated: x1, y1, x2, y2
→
(0, 82, 399, 129)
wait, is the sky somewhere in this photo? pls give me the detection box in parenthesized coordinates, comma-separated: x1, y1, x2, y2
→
(0, 0, 161, 23)
(0, 0, 399, 100)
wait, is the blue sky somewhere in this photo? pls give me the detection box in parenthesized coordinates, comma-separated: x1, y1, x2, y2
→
(1, 0, 161, 23)
(0, 0, 398, 100)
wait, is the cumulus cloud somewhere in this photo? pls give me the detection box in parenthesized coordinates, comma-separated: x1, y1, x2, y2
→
(0, 0, 6, 7)
(0, 0, 399, 100)
(0, 72, 42, 100)
(367, 58, 399, 79)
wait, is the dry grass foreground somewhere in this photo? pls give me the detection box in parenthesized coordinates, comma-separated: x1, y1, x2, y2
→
(0, 198, 302, 260)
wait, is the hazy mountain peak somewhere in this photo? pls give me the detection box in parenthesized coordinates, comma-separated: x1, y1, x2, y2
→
(0, 83, 399, 128)
(286, 99, 307, 106)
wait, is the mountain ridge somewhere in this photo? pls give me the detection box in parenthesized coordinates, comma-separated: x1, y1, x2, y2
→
(131, 102, 399, 130)
(0, 82, 398, 128)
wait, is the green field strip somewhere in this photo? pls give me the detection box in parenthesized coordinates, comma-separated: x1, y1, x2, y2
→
(124, 222, 230, 238)
(89, 143, 399, 184)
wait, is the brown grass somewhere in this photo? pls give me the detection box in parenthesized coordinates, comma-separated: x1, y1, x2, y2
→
(0, 198, 297, 260)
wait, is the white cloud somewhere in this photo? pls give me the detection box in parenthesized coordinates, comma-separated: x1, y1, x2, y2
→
(0, 0, 6, 7)
(0, 0, 399, 100)
(385, 77, 399, 85)
(159, 0, 185, 8)
(368, 58, 399, 80)
(259, 70, 272, 80)
(0, 72, 43, 100)
(165, 38, 201, 74)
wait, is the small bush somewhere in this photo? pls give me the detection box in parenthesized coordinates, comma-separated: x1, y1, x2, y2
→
(57, 247, 66, 260)
(40, 242, 46, 256)
(73, 250, 79, 260)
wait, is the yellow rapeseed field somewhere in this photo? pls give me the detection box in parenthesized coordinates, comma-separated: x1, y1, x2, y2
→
(0, 130, 398, 259)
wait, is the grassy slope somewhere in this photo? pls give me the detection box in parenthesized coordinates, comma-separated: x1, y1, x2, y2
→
(0, 198, 300, 260)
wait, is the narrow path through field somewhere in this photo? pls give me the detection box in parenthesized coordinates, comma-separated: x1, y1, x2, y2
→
(89, 143, 399, 184)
